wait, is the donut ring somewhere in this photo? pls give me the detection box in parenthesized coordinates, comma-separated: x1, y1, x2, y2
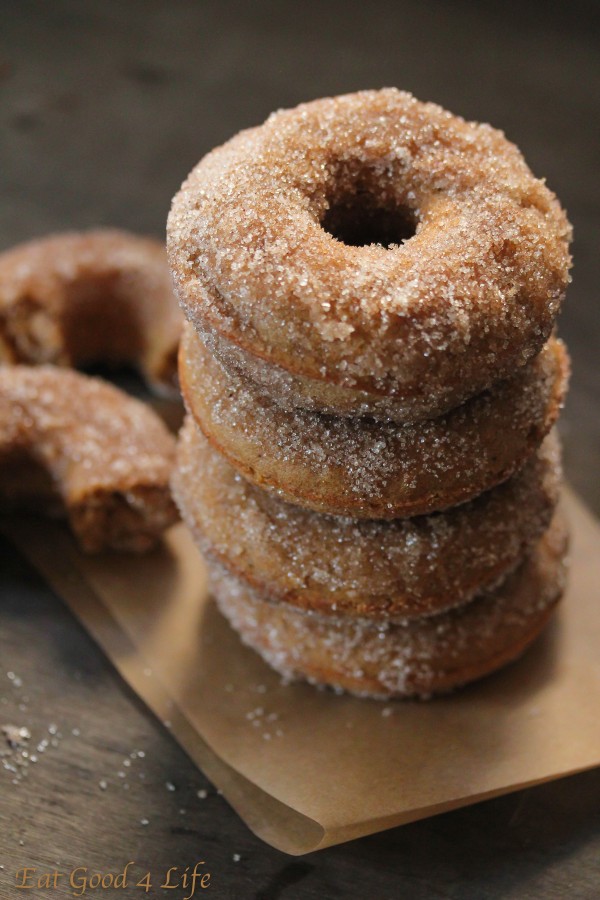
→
(203, 323, 459, 424)
(180, 324, 569, 519)
(173, 419, 560, 620)
(209, 515, 568, 699)
(0, 366, 178, 552)
(0, 230, 182, 395)
(168, 89, 571, 422)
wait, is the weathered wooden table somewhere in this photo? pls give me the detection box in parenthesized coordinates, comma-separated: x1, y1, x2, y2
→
(1, 2, 599, 897)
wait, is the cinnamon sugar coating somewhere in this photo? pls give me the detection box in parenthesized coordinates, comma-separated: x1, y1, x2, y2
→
(203, 323, 467, 424)
(180, 324, 569, 519)
(0, 366, 178, 552)
(168, 89, 571, 421)
(0, 230, 182, 395)
(173, 420, 561, 620)
(209, 515, 568, 699)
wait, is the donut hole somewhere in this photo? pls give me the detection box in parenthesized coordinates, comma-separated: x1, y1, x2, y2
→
(321, 166, 417, 248)
(322, 200, 416, 248)
(62, 274, 145, 368)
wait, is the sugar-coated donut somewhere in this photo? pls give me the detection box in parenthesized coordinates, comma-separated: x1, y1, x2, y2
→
(180, 324, 569, 519)
(209, 515, 568, 699)
(0, 366, 178, 552)
(174, 417, 561, 620)
(202, 322, 461, 425)
(0, 230, 182, 395)
(168, 89, 571, 422)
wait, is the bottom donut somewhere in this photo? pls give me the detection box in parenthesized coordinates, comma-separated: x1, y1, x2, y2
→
(207, 516, 568, 699)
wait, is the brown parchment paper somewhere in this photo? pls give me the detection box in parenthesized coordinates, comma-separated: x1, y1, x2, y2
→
(4, 488, 600, 855)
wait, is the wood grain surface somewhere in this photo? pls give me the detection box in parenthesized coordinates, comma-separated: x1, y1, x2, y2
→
(1, 1, 599, 897)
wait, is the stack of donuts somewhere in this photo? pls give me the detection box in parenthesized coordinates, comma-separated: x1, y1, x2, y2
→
(168, 89, 572, 698)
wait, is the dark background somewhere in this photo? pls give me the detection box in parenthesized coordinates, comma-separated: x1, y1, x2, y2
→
(1, 2, 599, 898)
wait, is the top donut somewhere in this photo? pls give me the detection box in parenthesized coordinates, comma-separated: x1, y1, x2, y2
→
(167, 89, 571, 418)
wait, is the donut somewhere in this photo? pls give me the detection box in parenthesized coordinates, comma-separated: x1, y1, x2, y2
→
(180, 324, 569, 519)
(202, 322, 456, 424)
(0, 365, 178, 552)
(168, 89, 571, 423)
(0, 230, 182, 395)
(209, 515, 568, 699)
(173, 419, 561, 620)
